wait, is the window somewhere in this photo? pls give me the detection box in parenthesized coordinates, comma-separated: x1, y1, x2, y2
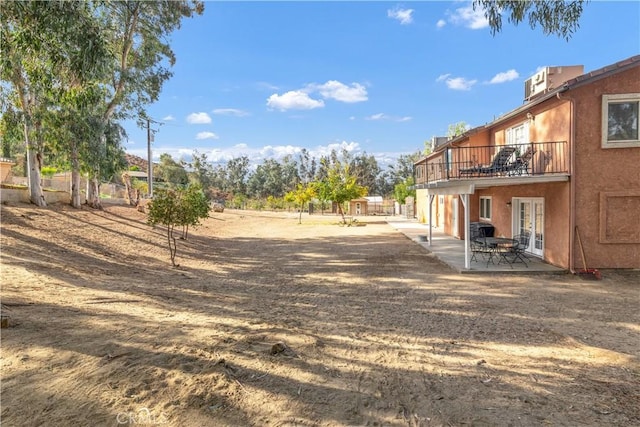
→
(602, 94, 640, 148)
(480, 196, 492, 221)
(506, 122, 530, 152)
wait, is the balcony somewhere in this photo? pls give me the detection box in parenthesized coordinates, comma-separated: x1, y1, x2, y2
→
(417, 141, 569, 186)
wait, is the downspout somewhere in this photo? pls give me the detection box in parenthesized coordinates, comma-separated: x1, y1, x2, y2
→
(557, 89, 576, 274)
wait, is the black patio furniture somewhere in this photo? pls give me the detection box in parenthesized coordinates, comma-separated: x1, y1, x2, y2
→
(459, 146, 517, 177)
(500, 232, 531, 267)
(505, 147, 537, 176)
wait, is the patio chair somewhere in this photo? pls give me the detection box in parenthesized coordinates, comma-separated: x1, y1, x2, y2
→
(459, 146, 516, 177)
(502, 232, 531, 266)
(505, 147, 536, 176)
(470, 237, 495, 265)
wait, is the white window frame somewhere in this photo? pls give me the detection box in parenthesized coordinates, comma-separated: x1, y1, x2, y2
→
(602, 93, 640, 149)
(479, 196, 492, 221)
(506, 122, 530, 152)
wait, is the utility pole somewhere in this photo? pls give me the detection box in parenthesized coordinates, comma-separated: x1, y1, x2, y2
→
(147, 118, 153, 198)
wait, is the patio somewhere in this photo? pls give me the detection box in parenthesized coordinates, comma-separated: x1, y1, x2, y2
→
(387, 218, 567, 275)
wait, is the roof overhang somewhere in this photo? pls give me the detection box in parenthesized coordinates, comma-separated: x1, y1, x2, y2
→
(415, 174, 569, 195)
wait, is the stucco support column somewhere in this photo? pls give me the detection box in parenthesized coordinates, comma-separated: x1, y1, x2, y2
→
(460, 194, 470, 269)
(428, 194, 435, 247)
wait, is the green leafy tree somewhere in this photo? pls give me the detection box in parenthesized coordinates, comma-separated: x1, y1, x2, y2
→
(156, 153, 188, 187)
(475, 0, 587, 40)
(447, 121, 470, 139)
(394, 176, 416, 205)
(147, 188, 181, 266)
(147, 184, 209, 266)
(177, 184, 210, 239)
(225, 156, 249, 197)
(285, 183, 317, 224)
(1, 0, 110, 206)
(84, 0, 204, 209)
(323, 162, 367, 224)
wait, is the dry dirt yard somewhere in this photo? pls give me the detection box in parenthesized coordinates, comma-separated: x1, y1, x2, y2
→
(1, 202, 638, 427)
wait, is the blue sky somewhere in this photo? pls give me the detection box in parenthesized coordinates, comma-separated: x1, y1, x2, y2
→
(123, 1, 640, 167)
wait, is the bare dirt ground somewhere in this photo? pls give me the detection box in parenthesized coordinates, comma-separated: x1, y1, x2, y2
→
(1, 202, 638, 427)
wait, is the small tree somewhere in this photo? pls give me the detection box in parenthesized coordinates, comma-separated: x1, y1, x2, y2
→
(147, 185, 210, 266)
(323, 163, 367, 224)
(394, 176, 416, 205)
(147, 189, 181, 266)
(285, 183, 317, 224)
(178, 184, 209, 239)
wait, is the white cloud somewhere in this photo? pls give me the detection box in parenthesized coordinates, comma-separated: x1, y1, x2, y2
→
(162, 115, 175, 121)
(366, 113, 388, 121)
(213, 108, 250, 117)
(196, 131, 219, 140)
(128, 140, 404, 169)
(186, 112, 212, 124)
(436, 19, 446, 29)
(266, 90, 325, 111)
(311, 80, 368, 103)
(446, 77, 477, 91)
(365, 113, 413, 122)
(314, 141, 361, 158)
(448, 4, 489, 30)
(488, 69, 519, 84)
(388, 7, 414, 25)
(437, 74, 477, 90)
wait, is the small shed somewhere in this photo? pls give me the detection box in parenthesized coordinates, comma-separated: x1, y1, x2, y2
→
(349, 198, 369, 215)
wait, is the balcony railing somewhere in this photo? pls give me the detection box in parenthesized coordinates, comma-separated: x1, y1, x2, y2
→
(418, 141, 568, 185)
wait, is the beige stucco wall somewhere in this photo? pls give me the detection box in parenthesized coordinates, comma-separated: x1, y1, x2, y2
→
(0, 188, 71, 204)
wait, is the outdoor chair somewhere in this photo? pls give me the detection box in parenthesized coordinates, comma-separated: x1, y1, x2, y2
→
(505, 147, 536, 176)
(459, 146, 517, 177)
(502, 232, 531, 266)
(470, 237, 496, 265)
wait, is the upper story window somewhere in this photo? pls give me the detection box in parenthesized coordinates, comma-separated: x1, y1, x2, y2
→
(602, 93, 640, 148)
(506, 122, 530, 153)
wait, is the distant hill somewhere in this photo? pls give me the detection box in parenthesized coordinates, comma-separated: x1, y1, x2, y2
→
(125, 153, 149, 171)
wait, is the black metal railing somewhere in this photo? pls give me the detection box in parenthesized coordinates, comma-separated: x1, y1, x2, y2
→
(420, 141, 568, 184)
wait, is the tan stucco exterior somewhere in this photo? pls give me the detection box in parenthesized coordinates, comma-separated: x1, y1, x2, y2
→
(414, 56, 640, 270)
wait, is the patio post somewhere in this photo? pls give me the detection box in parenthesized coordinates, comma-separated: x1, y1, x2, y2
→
(460, 194, 470, 269)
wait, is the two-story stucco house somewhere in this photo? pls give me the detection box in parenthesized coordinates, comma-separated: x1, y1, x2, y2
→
(414, 55, 640, 271)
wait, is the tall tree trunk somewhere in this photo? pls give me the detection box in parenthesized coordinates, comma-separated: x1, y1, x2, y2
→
(26, 146, 46, 207)
(70, 143, 82, 208)
(122, 172, 139, 206)
(16, 78, 46, 207)
(86, 176, 103, 209)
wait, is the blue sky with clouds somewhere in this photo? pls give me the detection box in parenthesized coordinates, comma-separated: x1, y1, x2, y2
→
(123, 1, 640, 166)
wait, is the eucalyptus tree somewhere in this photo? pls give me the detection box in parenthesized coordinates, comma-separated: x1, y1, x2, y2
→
(349, 152, 381, 195)
(281, 155, 300, 193)
(224, 155, 250, 197)
(1, 0, 110, 206)
(83, 0, 205, 208)
(187, 150, 214, 195)
(297, 148, 316, 184)
(0, 105, 23, 159)
(247, 159, 285, 199)
(475, 0, 587, 40)
(155, 153, 188, 187)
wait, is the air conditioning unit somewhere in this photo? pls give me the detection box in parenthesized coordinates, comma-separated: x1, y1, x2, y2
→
(524, 65, 584, 101)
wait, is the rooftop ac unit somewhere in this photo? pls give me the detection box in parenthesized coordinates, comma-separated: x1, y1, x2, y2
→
(524, 65, 584, 101)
